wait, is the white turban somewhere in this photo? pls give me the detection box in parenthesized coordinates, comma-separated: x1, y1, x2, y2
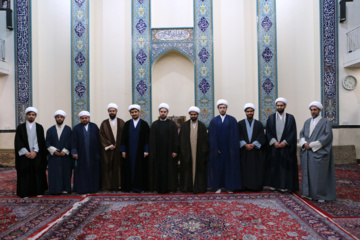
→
(54, 110, 66, 117)
(158, 103, 169, 111)
(25, 107, 38, 115)
(128, 104, 141, 111)
(216, 99, 229, 107)
(309, 101, 323, 110)
(275, 97, 287, 105)
(188, 106, 200, 114)
(243, 103, 256, 111)
(78, 111, 90, 117)
(107, 103, 118, 110)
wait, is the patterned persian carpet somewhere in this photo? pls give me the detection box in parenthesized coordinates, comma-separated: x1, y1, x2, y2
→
(0, 167, 16, 196)
(0, 197, 81, 239)
(299, 164, 360, 239)
(0, 164, 359, 239)
(38, 193, 352, 239)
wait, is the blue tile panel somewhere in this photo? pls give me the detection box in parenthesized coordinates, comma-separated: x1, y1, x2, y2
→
(257, 0, 278, 125)
(71, 0, 89, 126)
(194, 0, 214, 125)
(132, 0, 152, 123)
(14, 0, 32, 125)
(321, 0, 338, 125)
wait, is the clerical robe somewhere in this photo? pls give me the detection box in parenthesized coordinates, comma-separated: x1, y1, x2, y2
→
(299, 117, 336, 201)
(99, 118, 124, 191)
(14, 122, 48, 197)
(179, 120, 209, 193)
(120, 119, 150, 192)
(71, 122, 101, 194)
(238, 119, 267, 191)
(46, 125, 72, 194)
(266, 113, 299, 192)
(149, 119, 179, 193)
(208, 115, 241, 191)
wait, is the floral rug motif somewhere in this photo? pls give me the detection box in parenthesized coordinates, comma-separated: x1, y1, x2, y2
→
(332, 217, 360, 239)
(39, 193, 352, 239)
(0, 168, 16, 196)
(0, 197, 80, 239)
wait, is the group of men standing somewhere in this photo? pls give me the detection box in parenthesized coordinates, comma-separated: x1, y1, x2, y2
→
(14, 97, 336, 202)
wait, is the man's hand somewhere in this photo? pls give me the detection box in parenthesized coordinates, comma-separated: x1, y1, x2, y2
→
(54, 149, 61, 156)
(73, 154, 78, 159)
(29, 151, 37, 159)
(122, 152, 126, 158)
(245, 144, 254, 151)
(60, 151, 66, 157)
(109, 145, 116, 150)
(274, 142, 281, 148)
(279, 142, 287, 148)
(172, 153, 177, 158)
(304, 143, 312, 150)
(144, 153, 149, 158)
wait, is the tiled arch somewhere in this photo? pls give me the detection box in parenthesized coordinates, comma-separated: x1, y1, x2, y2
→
(132, 0, 214, 125)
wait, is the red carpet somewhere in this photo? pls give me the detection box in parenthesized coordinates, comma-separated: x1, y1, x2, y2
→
(38, 193, 352, 239)
(0, 167, 16, 196)
(0, 165, 359, 239)
(0, 197, 81, 239)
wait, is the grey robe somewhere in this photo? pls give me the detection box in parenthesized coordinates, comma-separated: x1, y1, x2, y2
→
(299, 117, 336, 201)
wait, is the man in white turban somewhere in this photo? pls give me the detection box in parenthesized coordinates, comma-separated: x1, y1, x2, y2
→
(71, 110, 101, 194)
(208, 99, 241, 193)
(14, 107, 48, 197)
(149, 103, 179, 193)
(120, 104, 150, 192)
(179, 106, 209, 193)
(99, 103, 125, 191)
(299, 101, 336, 202)
(265, 97, 299, 193)
(238, 103, 267, 191)
(46, 110, 72, 194)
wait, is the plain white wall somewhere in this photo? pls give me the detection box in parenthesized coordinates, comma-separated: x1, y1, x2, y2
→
(213, 0, 258, 121)
(276, 0, 321, 129)
(151, 0, 194, 28)
(151, 50, 195, 121)
(89, 0, 132, 125)
(31, 0, 71, 131)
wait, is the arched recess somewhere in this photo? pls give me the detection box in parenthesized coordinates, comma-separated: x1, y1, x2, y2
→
(152, 50, 195, 121)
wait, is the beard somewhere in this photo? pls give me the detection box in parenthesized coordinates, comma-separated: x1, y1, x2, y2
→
(56, 120, 64, 125)
(109, 114, 116, 120)
(312, 113, 319, 118)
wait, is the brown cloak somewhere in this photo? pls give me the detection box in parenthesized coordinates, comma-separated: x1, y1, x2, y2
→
(179, 120, 209, 193)
(99, 118, 124, 190)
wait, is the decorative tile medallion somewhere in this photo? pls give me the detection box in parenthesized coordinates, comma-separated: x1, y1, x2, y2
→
(257, 0, 277, 125)
(133, 0, 214, 125)
(14, 0, 32, 125)
(321, 0, 338, 125)
(71, 0, 89, 126)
